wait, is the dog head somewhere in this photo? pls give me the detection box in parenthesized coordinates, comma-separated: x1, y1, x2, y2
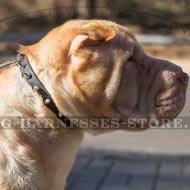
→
(19, 20, 188, 130)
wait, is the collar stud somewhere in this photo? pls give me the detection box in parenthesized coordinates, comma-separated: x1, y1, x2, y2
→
(44, 98, 51, 104)
(32, 85, 39, 91)
(58, 112, 62, 117)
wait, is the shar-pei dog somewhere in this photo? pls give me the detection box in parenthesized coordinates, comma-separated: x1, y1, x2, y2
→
(0, 20, 188, 190)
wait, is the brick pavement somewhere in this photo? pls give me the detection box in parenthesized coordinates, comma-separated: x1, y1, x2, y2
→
(66, 149, 190, 190)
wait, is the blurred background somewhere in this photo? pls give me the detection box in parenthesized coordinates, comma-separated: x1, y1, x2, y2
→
(0, 1, 190, 190)
(0, 0, 189, 58)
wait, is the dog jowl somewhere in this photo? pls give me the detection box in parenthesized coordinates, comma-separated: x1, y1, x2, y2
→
(0, 19, 188, 190)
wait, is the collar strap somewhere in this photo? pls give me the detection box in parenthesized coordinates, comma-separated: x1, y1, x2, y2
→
(17, 53, 77, 129)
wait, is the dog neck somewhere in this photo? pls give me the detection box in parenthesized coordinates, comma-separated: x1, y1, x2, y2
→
(0, 63, 83, 189)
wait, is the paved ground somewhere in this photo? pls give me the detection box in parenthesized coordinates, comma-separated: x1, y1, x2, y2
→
(66, 150, 190, 190)
(1, 56, 190, 190)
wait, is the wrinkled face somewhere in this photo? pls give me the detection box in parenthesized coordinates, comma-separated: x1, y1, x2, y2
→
(25, 20, 189, 129)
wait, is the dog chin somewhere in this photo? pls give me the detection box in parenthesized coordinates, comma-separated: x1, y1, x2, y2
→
(118, 103, 184, 130)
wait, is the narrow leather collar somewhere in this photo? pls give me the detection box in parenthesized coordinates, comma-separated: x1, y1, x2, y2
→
(1, 53, 77, 129)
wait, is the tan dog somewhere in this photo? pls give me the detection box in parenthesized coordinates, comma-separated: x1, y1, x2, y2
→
(0, 20, 188, 190)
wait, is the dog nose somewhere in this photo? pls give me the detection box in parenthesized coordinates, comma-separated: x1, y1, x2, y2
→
(177, 72, 189, 85)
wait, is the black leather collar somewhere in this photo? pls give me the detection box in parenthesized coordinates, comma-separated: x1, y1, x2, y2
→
(1, 53, 77, 129)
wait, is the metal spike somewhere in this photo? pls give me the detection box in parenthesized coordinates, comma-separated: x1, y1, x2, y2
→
(44, 98, 51, 104)
(33, 86, 39, 91)
(58, 112, 62, 117)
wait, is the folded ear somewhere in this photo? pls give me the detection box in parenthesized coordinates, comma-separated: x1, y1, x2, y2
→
(69, 21, 116, 55)
(81, 21, 116, 45)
